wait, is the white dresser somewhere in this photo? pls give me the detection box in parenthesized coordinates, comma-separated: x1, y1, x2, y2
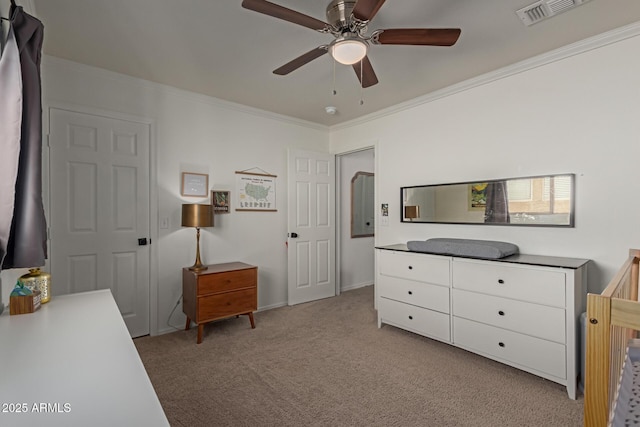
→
(376, 244, 589, 399)
(0, 289, 169, 426)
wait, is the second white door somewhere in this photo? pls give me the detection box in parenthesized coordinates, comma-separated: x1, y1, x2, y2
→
(287, 149, 336, 305)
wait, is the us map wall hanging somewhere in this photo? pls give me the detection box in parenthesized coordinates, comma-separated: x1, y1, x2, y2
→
(235, 170, 277, 212)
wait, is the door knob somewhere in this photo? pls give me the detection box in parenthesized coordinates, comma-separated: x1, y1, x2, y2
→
(290, 232, 298, 238)
(138, 238, 148, 246)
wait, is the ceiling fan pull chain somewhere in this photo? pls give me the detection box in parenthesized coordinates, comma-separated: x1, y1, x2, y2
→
(332, 57, 337, 96)
(360, 60, 364, 105)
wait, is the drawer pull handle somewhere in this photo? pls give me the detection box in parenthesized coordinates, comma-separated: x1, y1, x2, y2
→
(498, 342, 505, 348)
(408, 315, 413, 320)
(408, 266, 413, 270)
(498, 279, 505, 284)
(408, 291, 413, 295)
(498, 310, 505, 316)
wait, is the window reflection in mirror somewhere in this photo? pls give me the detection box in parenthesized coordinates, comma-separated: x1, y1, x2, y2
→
(401, 174, 574, 227)
(352, 172, 374, 237)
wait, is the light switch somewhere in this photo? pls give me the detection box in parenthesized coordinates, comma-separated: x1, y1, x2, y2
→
(160, 217, 169, 229)
(380, 203, 389, 226)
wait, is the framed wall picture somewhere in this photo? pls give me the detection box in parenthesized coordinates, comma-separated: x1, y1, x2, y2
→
(468, 182, 488, 211)
(211, 190, 231, 214)
(235, 171, 277, 212)
(181, 172, 209, 197)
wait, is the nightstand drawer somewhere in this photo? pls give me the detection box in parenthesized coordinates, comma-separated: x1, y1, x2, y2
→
(199, 288, 257, 320)
(198, 268, 256, 295)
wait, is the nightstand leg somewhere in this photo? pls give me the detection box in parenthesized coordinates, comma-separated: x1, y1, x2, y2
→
(248, 312, 255, 329)
(197, 324, 204, 344)
(185, 317, 191, 331)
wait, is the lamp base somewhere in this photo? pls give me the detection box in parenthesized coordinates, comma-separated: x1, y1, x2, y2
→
(188, 227, 208, 272)
(188, 263, 208, 272)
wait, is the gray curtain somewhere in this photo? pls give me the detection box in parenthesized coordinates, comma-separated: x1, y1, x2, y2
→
(1, 4, 47, 270)
(484, 181, 510, 224)
(0, 13, 23, 268)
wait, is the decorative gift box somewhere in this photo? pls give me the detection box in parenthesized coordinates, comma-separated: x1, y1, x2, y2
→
(9, 283, 42, 315)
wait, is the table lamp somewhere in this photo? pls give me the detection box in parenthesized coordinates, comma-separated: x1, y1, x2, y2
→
(405, 205, 420, 221)
(181, 204, 214, 271)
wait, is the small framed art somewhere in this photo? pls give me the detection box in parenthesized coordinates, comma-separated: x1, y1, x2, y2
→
(181, 172, 209, 197)
(212, 190, 231, 214)
(468, 182, 488, 211)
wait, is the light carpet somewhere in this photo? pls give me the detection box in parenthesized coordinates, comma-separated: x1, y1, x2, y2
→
(134, 285, 583, 426)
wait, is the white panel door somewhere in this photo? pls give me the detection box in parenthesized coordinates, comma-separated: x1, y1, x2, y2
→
(49, 108, 150, 337)
(287, 149, 335, 305)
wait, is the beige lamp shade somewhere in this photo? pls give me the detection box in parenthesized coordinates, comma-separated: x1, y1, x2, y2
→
(181, 204, 214, 228)
(404, 205, 420, 220)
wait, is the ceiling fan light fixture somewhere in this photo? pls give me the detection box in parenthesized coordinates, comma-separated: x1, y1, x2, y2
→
(330, 35, 367, 65)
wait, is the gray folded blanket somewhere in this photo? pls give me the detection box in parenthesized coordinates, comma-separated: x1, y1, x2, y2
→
(407, 238, 519, 259)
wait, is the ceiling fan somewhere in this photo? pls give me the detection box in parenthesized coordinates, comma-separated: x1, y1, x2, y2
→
(241, 0, 461, 88)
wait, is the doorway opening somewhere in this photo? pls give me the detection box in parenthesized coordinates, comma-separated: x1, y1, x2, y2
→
(336, 148, 375, 294)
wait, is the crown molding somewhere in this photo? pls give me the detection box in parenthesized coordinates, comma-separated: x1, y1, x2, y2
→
(41, 55, 329, 132)
(330, 20, 640, 132)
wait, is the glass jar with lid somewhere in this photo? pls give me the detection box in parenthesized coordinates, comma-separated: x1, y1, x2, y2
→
(18, 268, 51, 304)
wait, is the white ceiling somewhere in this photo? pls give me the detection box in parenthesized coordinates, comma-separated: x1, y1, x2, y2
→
(30, 0, 640, 126)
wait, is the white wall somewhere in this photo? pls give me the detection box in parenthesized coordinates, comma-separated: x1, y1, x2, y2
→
(339, 149, 374, 291)
(0, 56, 329, 333)
(330, 27, 640, 294)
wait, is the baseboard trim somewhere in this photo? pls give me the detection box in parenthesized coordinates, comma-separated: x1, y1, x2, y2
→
(341, 282, 374, 292)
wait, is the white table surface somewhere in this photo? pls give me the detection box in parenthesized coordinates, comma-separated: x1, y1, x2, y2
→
(0, 289, 169, 426)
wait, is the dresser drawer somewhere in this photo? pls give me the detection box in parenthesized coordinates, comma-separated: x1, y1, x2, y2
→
(379, 297, 450, 342)
(378, 275, 449, 314)
(452, 289, 565, 343)
(453, 317, 566, 379)
(452, 259, 565, 307)
(378, 250, 450, 286)
(198, 288, 257, 321)
(197, 268, 257, 295)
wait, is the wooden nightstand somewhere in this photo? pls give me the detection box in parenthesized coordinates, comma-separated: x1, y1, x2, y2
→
(182, 262, 257, 344)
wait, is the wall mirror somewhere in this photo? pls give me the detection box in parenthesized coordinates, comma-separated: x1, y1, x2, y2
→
(401, 173, 574, 227)
(352, 172, 375, 237)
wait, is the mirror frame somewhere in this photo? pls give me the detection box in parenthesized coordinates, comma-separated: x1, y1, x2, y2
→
(351, 171, 375, 238)
(401, 173, 575, 227)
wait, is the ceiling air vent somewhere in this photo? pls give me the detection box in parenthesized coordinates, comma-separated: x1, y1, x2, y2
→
(516, 0, 591, 26)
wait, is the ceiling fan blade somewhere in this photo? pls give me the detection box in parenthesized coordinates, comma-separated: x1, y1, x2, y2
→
(273, 47, 328, 75)
(242, 0, 329, 31)
(374, 28, 461, 46)
(352, 56, 378, 88)
(352, 0, 387, 22)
